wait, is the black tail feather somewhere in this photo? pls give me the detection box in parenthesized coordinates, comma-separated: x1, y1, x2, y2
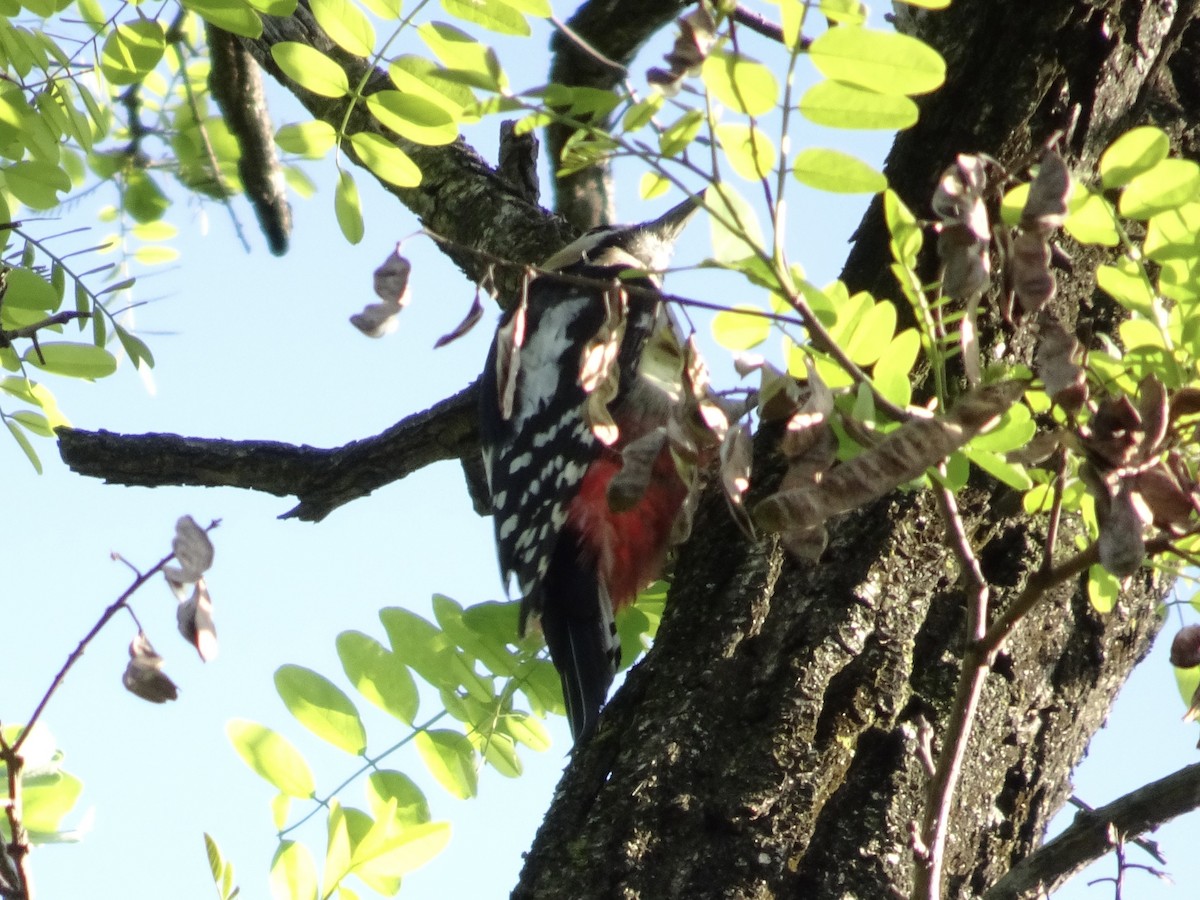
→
(539, 532, 619, 743)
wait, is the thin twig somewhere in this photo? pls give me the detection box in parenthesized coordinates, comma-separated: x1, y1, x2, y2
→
(0, 311, 90, 345)
(1068, 796, 1165, 864)
(10, 520, 220, 755)
(732, 5, 812, 49)
(549, 14, 628, 74)
(914, 479, 990, 900)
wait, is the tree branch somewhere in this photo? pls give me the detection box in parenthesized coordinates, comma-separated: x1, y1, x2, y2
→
(983, 762, 1200, 900)
(240, 3, 575, 294)
(546, 0, 691, 227)
(56, 382, 479, 522)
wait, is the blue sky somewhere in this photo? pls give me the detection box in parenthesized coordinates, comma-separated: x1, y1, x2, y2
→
(3, 5, 1199, 898)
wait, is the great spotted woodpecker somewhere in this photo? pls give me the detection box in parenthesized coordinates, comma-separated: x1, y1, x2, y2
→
(479, 198, 697, 742)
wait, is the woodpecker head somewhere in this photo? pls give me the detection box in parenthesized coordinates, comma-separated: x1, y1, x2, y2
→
(541, 196, 699, 279)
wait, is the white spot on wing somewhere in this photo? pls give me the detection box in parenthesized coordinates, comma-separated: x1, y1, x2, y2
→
(511, 298, 590, 431)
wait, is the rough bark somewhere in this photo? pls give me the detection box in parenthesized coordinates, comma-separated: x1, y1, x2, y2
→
(512, 1, 1197, 898)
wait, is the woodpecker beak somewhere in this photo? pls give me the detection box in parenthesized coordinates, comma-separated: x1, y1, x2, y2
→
(639, 195, 701, 247)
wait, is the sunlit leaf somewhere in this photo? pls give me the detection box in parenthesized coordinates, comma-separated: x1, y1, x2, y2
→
(337, 631, 419, 724)
(705, 182, 765, 265)
(1087, 564, 1120, 613)
(1099, 125, 1170, 189)
(367, 91, 458, 145)
(349, 132, 422, 186)
(227, 719, 315, 798)
(793, 147, 886, 194)
(4, 160, 70, 209)
(275, 665, 367, 755)
(712, 304, 771, 350)
(702, 49, 778, 115)
(809, 27, 945, 95)
(1118, 158, 1200, 220)
(442, 0, 530, 35)
(414, 729, 477, 798)
(275, 120, 337, 158)
(334, 169, 364, 243)
(99, 20, 165, 85)
(271, 42, 349, 97)
(310, 0, 376, 56)
(25, 343, 117, 379)
(716, 123, 776, 180)
(184, 0, 263, 36)
(367, 770, 431, 826)
(798, 80, 918, 130)
(270, 840, 317, 900)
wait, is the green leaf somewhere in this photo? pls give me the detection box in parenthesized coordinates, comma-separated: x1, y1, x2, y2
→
(792, 147, 886, 194)
(275, 120, 337, 158)
(334, 169, 364, 243)
(419, 21, 506, 92)
(477, 731, 521, 777)
(310, 0, 376, 55)
(274, 665, 367, 755)
(712, 304, 771, 350)
(21, 771, 81, 834)
(124, 170, 170, 223)
(366, 92, 457, 145)
(25, 343, 116, 379)
(809, 26, 945, 95)
(271, 42, 349, 97)
(4, 160, 70, 209)
(501, 0, 549, 14)
(352, 818, 451, 877)
(1096, 257, 1155, 316)
(433, 594, 520, 678)
(1063, 186, 1120, 246)
(270, 840, 318, 900)
(4, 419, 40, 471)
(442, 0, 530, 35)
(337, 631, 419, 724)
(658, 109, 703, 158)
(705, 182, 765, 266)
(1099, 125, 1170, 190)
(499, 711, 552, 752)
(12, 409, 52, 436)
(962, 446, 1033, 491)
(414, 729, 477, 798)
(884, 188, 922, 265)
(871, 327, 920, 408)
(184, 0, 263, 35)
(1087, 564, 1120, 613)
(246, 0, 297, 14)
(349, 132, 422, 186)
(204, 833, 238, 900)
(99, 20, 165, 86)
(380, 607, 457, 690)
(115, 323, 155, 369)
(716, 123, 776, 180)
(1145, 200, 1200, 261)
(367, 770, 431, 826)
(841, 299, 897, 365)
(967, 403, 1036, 453)
(798, 80, 918, 130)
(4, 267, 58, 310)
(271, 793, 291, 831)
(702, 50, 778, 115)
(1118, 157, 1200, 220)
(322, 802, 353, 898)
(389, 55, 475, 118)
(639, 171, 670, 200)
(227, 719, 315, 798)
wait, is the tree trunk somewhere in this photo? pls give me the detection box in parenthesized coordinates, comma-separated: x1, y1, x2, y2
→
(512, 1, 1198, 897)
